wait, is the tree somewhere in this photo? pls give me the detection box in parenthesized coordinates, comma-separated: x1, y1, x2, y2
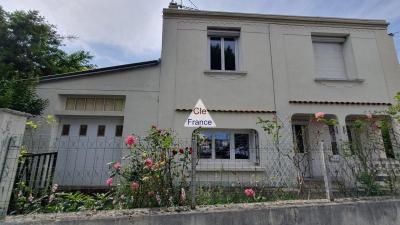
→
(0, 6, 95, 115)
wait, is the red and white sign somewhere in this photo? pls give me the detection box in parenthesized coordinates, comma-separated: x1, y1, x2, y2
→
(184, 99, 216, 128)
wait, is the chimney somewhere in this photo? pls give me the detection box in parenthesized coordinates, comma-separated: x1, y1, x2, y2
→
(168, 1, 179, 9)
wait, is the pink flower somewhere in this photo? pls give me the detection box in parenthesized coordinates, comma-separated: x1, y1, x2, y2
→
(124, 135, 136, 145)
(244, 188, 255, 197)
(28, 194, 34, 202)
(148, 191, 155, 197)
(315, 112, 325, 119)
(130, 181, 139, 190)
(106, 177, 113, 186)
(112, 162, 121, 170)
(366, 113, 373, 119)
(144, 158, 153, 168)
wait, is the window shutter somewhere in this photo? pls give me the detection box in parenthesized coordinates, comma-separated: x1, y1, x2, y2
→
(207, 27, 240, 37)
(313, 42, 347, 79)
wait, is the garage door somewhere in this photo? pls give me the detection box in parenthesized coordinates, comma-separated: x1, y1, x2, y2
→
(54, 116, 124, 188)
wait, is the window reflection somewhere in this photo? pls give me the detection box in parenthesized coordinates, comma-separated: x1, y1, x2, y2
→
(224, 38, 236, 70)
(210, 37, 222, 70)
(234, 133, 249, 159)
(215, 131, 230, 159)
(199, 131, 212, 159)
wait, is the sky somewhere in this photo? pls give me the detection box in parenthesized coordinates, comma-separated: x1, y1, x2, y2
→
(1, 0, 400, 67)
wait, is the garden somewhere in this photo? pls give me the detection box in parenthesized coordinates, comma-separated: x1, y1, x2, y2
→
(7, 93, 400, 215)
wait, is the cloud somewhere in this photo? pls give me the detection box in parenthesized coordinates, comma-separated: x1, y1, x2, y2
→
(1, 0, 399, 66)
(1, 0, 169, 66)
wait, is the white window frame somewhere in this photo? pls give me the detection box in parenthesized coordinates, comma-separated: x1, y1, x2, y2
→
(198, 129, 256, 161)
(208, 37, 239, 71)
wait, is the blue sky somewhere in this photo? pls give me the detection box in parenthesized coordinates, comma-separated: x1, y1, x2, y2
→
(1, 0, 400, 67)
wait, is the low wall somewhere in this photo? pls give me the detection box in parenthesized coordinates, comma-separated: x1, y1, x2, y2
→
(4, 198, 400, 225)
(0, 108, 30, 218)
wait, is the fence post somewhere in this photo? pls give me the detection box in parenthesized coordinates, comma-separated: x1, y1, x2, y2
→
(190, 136, 197, 209)
(319, 141, 333, 201)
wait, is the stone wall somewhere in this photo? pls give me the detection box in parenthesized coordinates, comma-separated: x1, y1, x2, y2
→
(4, 198, 400, 225)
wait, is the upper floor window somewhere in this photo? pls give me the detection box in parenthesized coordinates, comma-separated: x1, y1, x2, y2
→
(208, 27, 240, 71)
(312, 36, 348, 79)
(65, 96, 125, 112)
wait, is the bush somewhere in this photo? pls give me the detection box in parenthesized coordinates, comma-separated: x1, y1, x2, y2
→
(108, 126, 192, 208)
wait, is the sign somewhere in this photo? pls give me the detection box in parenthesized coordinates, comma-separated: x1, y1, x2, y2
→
(184, 99, 216, 128)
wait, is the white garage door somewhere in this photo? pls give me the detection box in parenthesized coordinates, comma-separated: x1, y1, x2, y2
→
(54, 116, 124, 188)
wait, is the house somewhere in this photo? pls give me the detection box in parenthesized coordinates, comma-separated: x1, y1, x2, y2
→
(31, 4, 400, 189)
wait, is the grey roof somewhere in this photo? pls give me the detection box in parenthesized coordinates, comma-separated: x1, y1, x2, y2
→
(39, 59, 160, 83)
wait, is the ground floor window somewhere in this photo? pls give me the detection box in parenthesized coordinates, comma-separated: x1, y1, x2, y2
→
(380, 120, 395, 159)
(292, 124, 307, 153)
(328, 125, 339, 155)
(198, 129, 256, 160)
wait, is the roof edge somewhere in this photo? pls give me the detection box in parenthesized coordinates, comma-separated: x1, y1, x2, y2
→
(39, 59, 160, 83)
(163, 9, 388, 28)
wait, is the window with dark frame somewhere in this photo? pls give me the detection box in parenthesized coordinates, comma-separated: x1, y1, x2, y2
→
(97, 125, 106, 137)
(79, 125, 88, 136)
(115, 125, 123, 137)
(61, 124, 70, 136)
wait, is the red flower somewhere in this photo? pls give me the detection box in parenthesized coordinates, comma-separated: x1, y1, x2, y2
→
(244, 188, 255, 197)
(124, 135, 136, 145)
(130, 181, 139, 190)
(315, 112, 325, 119)
(144, 158, 153, 168)
(148, 191, 155, 197)
(179, 148, 184, 154)
(106, 177, 113, 186)
(189, 147, 192, 154)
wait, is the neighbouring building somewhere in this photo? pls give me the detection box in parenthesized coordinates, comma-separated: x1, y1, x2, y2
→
(29, 5, 400, 189)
